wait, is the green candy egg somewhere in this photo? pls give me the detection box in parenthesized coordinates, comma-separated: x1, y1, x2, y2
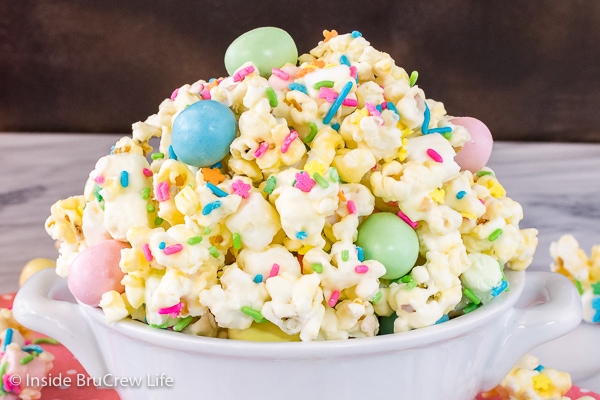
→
(356, 212, 419, 280)
(224, 27, 298, 78)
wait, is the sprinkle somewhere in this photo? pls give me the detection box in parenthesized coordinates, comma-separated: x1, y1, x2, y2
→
(231, 179, 251, 199)
(323, 29, 338, 42)
(254, 142, 269, 158)
(463, 288, 481, 305)
(271, 68, 289, 80)
(187, 236, 202, 245)
(156, 181, 170, 202)
(158, 241, 166, 250)
(427, 127, 453, 134)
(351, 30, 362, 38)
(491, 280, 509, 297)
(22, 344, 43, 353)
(120, 171, 129, 188)
(426, 148, 443, 163)
(328, 290, 340, 307)
(409, 70, 419, 87)
(371, 291, 383, 304)
(574, 278, 584, 295)
(312, 172, 329, 188)
(342, 250, 349, 262)
(206, 182, 228, 197)
(266, 87, 278, 107)
(168, 145, 178, 160)
(170, 88, 179, 101)
(534, 365, 545, 372)
(253, 274, 263, 283)
(202, 227, 212, 234)
(173, 316, 194, 332)
(313, 80, 334, 90)
(20, 354, 35, 365)
(202, 201, 221, 215)
(294, 171, 316, 192)
(356, 246, 364, 262)
(476, 170, 494, 177)
(164, 244, 183, 255)
(397, 210, 418, 228)
(94, 175, 105, 184)
(154, 217, 164, 226)
(241, 306, 267, 323)
(233, 233, 242, 249)
(456, 190, 467, 199)
(201, 167, 226, 185)
(435, 314, 450, 324)
(323, 81, 353, 124)
(347, 200, 357, 214)
(296, 231, 308, 240)
(366, 102, 381, 118)
(463, 302, 480, 314)
(142, 243, 153, 262)
(269, 263, 280, 278)
(94, 185, 103, 203)
(200, 89, 211, 99)
(422, 103, 431, 134)
(387, 102, 400, 118)
(151, 152, 165, 160)
(288, 82, 308, 94)
(311, 263, 323, 273)
(150, 321, 170, 329)
(32, 337, 59, 345)
(304, 122, 319, 143)
(400, 275, 417, 290)
(442, 130, 452, 140)
(488, 228, 503, 242)
(329, 167, 341, 182)
(158, 302, 183, 318)
(281, 130, 298, 153)
(142, 168, 153, 178)
(3, 328, 13, 351)
(319, 87, 338, 103)
(233, 65, 255, 82)
(209, 246, 219, 258)
(331, 122, 341, 131)
(592, 281, 600, 295)
(147, 204, 155, 213)
(339, 54, 351, 66)
(263, 175, 276, 194)
(355, 265, 369, 274)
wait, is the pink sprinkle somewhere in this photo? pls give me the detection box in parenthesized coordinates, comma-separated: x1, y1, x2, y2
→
(233, 65, 255, 82)
(294, 171, 316, 192)
(164, 244, 183, 255)
(142, 243, 153, 262)
(269, 263, 280, 278)
(355, 265, 369, 274)
(231, 179, 251, 199)
(254, 142, 269, 158)
(271, 68, 290, 80)
(347, 200, 357, 214)
(281, 130, 298, 153)
(3, 374, 20, 394)
(328, 290, 340, 307)
(381, 102, 388, 110)
(480, 198, 486, 205)
(342, 98, 358, 107)
(157, 181, 170, 202)
(157, 302, 184, 318)
(319, 87, 338, 103)
(397, 209, 418, 229)
(426, 148, 443, 163)
(142, 168, 153, 177)
(170, 88, 179, 101)
(94, 175, 105, 184)
(365, 102, 381, 117)
(200, 89, 211, 100)
(349, 66, 358, 80)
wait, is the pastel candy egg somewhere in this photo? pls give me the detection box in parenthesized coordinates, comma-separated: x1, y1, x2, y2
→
(224, 27, 298, 77)
(451, 117, 494, 173)
(19, 258, 56, 286)
(228, 322, 301, 342)
(67, 240, 129, 306)
(170, 100, 237, 167)
(356, 212, 419, 280)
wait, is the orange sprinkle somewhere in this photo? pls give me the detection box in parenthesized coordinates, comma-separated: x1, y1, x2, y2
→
(312, 58, 325, 68)
(295, 68, 309, 78)
(201, 167, 225, 185)
(323, 29, 338, 43)
(338, 191, 347, 202)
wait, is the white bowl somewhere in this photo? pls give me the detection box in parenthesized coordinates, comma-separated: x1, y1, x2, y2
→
(13, 269, 581, 400)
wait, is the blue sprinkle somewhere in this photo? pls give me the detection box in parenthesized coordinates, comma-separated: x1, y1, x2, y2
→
(356, 246, 364, 262)
(120, 171, 129, 188)
(340, 54, 351, 67)
(331, 122, 340, 131)
(375, 104, 383, 113)
(22, 344, 44, 354)
(3, 328, 13, 351)
(435, 315, 449, 324)
(202, 201, 222, 215)
(491, 280, 509, 297)
(422, 103, 431, 134)
(253, 274, 263, 283)
(296, 231, 308, 240)
(110, 145, 115, 155)
(456, 190, 467, 200)
(386, 102, 400, 119)
(158, 241, 166, 250)
(206, 182, 228, 197)
(209, 78, 216, 82)
(210, 162, 223, 169)
(427, 127, 453, 134)
(594, 309, 600, 323)
(324, 81, 354, 124)
(288, 83, 308, 95)
(534, 365, 545, 372)
(168, 145, 178, 160)
(351, 31, 362, 38)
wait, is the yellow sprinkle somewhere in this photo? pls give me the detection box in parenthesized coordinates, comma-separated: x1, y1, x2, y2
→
(487, 181, 506, 198)
(532, 374, 555, 396)
(304, 160, 327, 176)
(460, 212, 477, 220)
(357, 108, 370, 118)
(298, 245, 314, 255)
(401, 128, 413, 138)
(430, 188, 445, 204)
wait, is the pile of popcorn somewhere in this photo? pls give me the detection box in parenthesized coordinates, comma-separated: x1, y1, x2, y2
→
(44, 30, 538, 341)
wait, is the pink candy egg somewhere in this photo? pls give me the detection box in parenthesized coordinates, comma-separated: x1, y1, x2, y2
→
(67, 240, 129, 306)
(451, 117, 494, 173)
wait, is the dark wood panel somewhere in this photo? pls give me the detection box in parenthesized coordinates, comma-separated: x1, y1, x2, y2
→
(2, 0, 600, 141)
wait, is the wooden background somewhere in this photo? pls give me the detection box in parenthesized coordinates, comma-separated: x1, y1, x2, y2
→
(2, 0, 600, 141)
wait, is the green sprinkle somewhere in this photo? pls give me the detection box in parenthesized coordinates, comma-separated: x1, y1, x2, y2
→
(187, 236, 203, 245)
(400, 275, 412, 283)
(463, 302, 480, 314)
(173, 316, 194, 332)
(154, 217, 164, 227)
(266, 87, 278, 107)
(463, 288, 481, 305)
(304, 122, 318, 143)
(203, 227, 212, 234)
(241, 306, 267, 323)
(94, 184, 103, 203)
(575, 278, 584, 295)
(32, 337, 59, 345)
(476, 170, 494, 177)
(371, 291, 383, 304)
(263, 175, 276, 194)
(20, 354, 35, 365)
(141, 187, 151, 200)
(488, 228, 503, 242)
(311, 263, 323, 273)
(442, 131, 452, 140)
(592, 281, 600, 295)
(151, 152, 165, 160)
(401, 275, 417, 290)
(312, 172, 329, 188)
(150, 321, 170, 329)
(329, 167, 341, 183)
(233, 233, 242, 250)
(342, 250, 349, 262)
(313, 80, 334, 90)
(409, 71, 419, 87)
(147, 204, 156, 213)
(209, 246, 220, 258)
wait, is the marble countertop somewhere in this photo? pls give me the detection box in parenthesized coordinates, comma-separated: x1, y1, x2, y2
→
(2, 132, 600, 293)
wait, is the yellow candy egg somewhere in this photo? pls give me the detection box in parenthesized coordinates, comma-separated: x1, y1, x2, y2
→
(19, 258, 56, 286)
(228, 322, 301, 342)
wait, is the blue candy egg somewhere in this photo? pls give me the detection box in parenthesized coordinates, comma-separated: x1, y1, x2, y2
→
(170, 100, 237, 167)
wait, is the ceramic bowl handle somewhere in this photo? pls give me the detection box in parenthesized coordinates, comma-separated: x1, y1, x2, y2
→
(482, 271, 583, 390)
(12, 269, 109, 378)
